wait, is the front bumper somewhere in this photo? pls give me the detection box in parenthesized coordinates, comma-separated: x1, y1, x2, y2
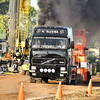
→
(29, 66, 67, 79)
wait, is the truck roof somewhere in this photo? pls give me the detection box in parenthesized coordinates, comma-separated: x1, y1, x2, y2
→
(33, 26, 73, 39)
(33, 26, 68, 37)
(34, 26, 67, 29)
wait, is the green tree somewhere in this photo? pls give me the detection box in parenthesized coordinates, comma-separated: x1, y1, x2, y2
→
(0, 1, 9, 15)
(0, 0, 9, 39)
(0, 1, 39, 39)
(0, 14, 8, 39)
(28, 6, 38, 38)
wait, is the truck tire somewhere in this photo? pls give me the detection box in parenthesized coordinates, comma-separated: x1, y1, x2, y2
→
(42, 77, 48, 83)
(22, 69, 26, 75)
(30, 77, 36, 83)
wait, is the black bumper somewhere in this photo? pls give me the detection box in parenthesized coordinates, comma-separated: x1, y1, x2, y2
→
(29, 66, 67, 79)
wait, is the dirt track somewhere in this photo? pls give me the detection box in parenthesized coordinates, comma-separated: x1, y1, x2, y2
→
(0, 71, 100, 100)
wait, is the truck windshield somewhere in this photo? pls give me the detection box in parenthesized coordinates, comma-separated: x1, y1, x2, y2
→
(74, 37, 83, 45)
(32, 37, 67, 49)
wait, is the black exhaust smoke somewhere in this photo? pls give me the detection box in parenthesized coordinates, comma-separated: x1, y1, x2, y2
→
(37, 0, 100, 46)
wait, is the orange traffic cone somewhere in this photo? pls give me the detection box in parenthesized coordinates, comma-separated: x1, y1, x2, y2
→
(17, 82, 25, 100)
(87, 79, 92, 94)
(56, 81, 63, 99)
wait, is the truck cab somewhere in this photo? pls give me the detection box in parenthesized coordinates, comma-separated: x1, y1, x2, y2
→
(29, 26, 77, 84)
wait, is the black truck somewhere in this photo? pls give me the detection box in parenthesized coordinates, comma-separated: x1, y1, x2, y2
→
(29, 26, 77, 84)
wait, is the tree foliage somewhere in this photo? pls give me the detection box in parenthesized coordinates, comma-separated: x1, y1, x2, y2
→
(0, 0, 39, 39)
(28, 6, 38, 38)
(0, 0, 9, 15)
(0, 0, 9, 39)
(87, 55, 96, 63)
(0, 14, 8, 39)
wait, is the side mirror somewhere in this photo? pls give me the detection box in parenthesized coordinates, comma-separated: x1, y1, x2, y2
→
(70, 41, 74, 49)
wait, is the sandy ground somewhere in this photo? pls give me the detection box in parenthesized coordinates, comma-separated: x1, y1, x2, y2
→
(0, 67, 100, 100)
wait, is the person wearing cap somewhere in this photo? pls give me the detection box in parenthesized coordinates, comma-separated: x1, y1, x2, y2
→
(13, 57, 19, 72)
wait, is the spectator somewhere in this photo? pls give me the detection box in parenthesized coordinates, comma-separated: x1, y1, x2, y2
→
(76, 40, 82, 45)
(37, 40, 40, 45)
(60, 41, 65, 48)
(13, 57, 19, 72)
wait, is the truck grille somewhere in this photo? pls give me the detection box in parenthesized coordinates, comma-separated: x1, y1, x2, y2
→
(31, 58, 65, 66)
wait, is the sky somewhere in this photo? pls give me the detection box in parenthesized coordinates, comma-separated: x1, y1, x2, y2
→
(31, 0, 38, 9)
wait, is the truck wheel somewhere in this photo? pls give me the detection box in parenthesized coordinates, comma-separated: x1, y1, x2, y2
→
(30, 77, 36, 83)
(22, 69, 26, 75)
(42, 77, 48, 83)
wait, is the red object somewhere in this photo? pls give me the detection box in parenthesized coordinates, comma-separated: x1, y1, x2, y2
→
(87, 79, 92, 94)
(73, 29, 86, 63)
(56, 81, 63, 99)
(17, 82, 25, 100)
(73, 29, 88, 81)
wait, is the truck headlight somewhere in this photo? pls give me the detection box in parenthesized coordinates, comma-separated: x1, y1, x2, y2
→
(48, 69, 51, 73)
(60, 67, 66, 71)
(40, 68, 43, 72)
(60, 74, 64, 77)
(32, 73, 36, 76)
(52, 69, 55, 73)
(31, 66, 36, 70)
(44, 69, 47, 73)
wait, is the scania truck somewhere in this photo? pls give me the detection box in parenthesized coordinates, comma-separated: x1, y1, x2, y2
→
(29, 26, 77, 84)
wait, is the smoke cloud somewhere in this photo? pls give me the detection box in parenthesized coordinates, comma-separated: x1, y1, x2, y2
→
(37, 0, 100, 46)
